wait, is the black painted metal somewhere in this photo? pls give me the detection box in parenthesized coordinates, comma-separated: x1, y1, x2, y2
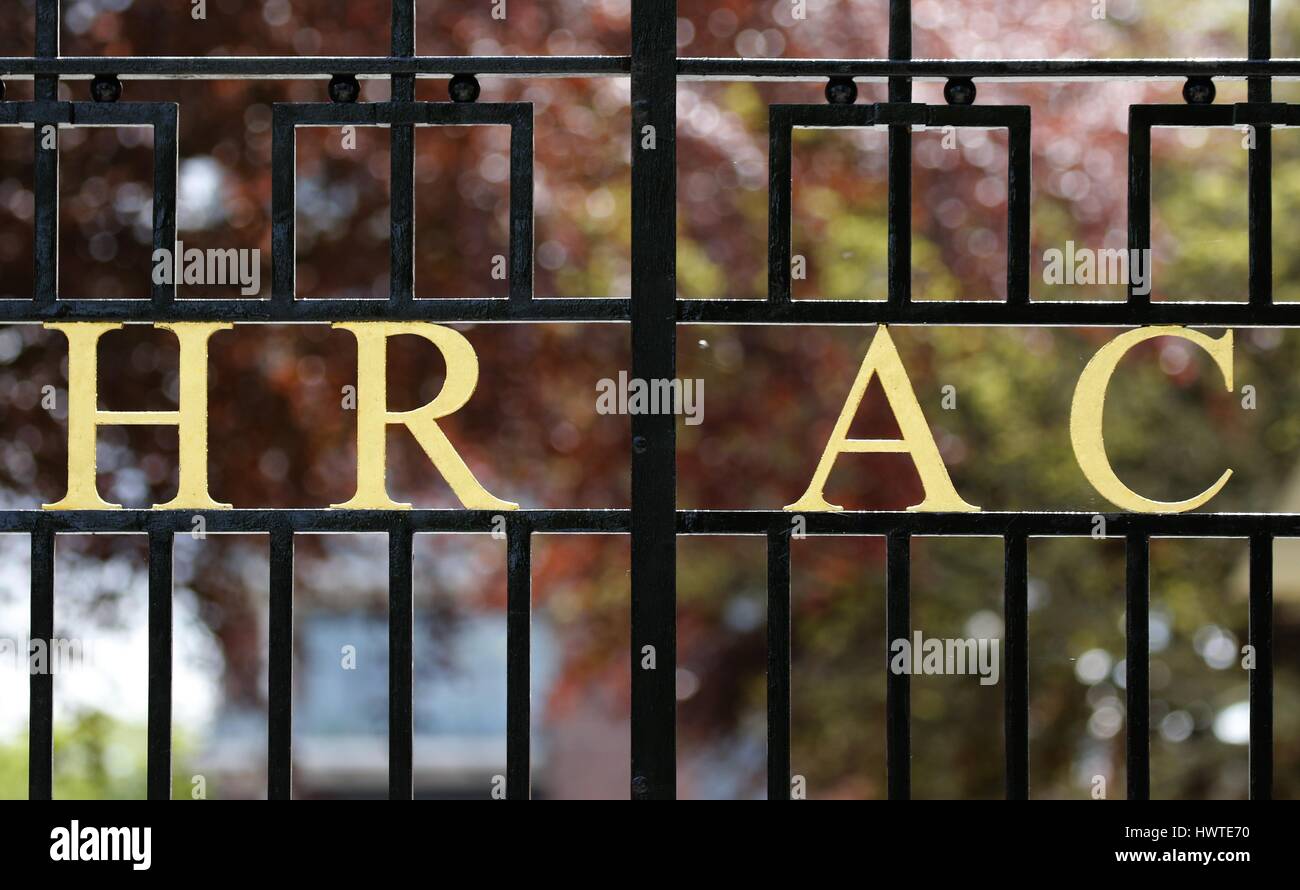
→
(769, 102, 1030, 304)
(888, 0, 912, 310)
(1003, 531, 1029, 801)
(506, 515, 532, 800)
(766, 530, 792, 801)
(9, 56, 1300, 82)
(269, 101, 533, 306)
(1125, 533, 1150, 801)
(27, 524, 53, 801)
(267, 521, 294, 800)
(4, 0, 1278, 802)
(1249, 534, 1273, 800)
(886, 529, 911, 800)
(388, 518, 414, 800)
(1248, 0, 1272, 309)
(629, 0, 677, 802)
(146, 522, 174, 800)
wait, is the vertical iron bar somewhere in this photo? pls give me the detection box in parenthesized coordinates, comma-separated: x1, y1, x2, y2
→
(1003, 531, 1029, 799)
(147, 524, 173, 800)
(33, 1, 58, 91)
(33, 0, 59, 307)
(1127, 112, 1151, 307)
(887, 0, 911, 103)
(1125, 532, 1150, 800)
(887, 0, 912, 306)
(152, 107, 179, 308)
(629, 0, 677, 800)
(388, 519, 414, 799)
(267, 522, 294, 800)
(1248, 533, 1273, 800)
(1006, 115, 1032, 305)
(767, 528, 792, 800)
(28, 524, 54, 800)
(391, 0, 415, 98)
(390, 0, 416, 306)
(886, 530, 910, 799)
(270, 107, 296, 307)
(768, 106, 792, 305)
(506, 515, 531, 799)
(508, 115, 534, 306)
(1248, 0, 1272, 308)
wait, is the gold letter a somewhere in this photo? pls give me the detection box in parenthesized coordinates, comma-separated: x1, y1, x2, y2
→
(785, 326, 978, 513)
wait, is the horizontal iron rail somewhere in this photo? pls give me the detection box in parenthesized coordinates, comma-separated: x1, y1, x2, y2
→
(0, 298, 630, 322)
(679, 511, 1300, 536)
(680, 57, 1300, 81)
(0, 56, 631, 78)
(10, 299, 1300, 325)
(676, 300, 1300, 326)
(0, 509, 629, 534)
(7, 57, 1300, 81)
(8, 509, 1300, 537)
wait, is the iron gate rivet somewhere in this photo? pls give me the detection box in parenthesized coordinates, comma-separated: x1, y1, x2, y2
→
(825, 76, 857, 105)
(944, 77, 977, 106)
(449, 74, 481, 103)
(1183, 76, 1215, 105)
(328, 74, 360, 104)
(90, 74, 122, 104)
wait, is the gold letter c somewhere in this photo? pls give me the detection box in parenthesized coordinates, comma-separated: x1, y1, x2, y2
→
(1070, 326, 1233, 513)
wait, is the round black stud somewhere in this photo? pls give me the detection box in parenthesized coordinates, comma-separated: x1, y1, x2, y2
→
(1183, 76, 1215, 105)
(449, 74, 481, 103)
(825, 76, 857, 105)
(944, 77, 977, 106)
(632, 435, 648, 454)
(328, 74, 360, 104)
(90, 74, 122, 104)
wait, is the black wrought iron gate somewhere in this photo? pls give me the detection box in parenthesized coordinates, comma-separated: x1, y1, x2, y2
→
(1, 0, 1284, 800)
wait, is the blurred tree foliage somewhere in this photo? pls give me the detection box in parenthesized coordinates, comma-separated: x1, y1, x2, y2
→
(0, 710, 192, 800)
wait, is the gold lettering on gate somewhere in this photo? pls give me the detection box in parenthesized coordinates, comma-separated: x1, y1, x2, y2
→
(44, 322, 230, 511)
(40, 321, 1237, 515)
(1070, 326, 1234, 513)
(331, 322, 517, 511)
(785, 325, 978, 513)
